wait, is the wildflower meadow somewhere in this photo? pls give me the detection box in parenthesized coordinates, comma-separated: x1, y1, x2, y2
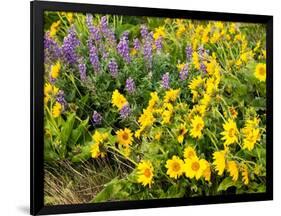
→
(43, 11, 267, 205)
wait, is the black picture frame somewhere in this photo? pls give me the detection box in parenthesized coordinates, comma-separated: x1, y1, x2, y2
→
(30, 1, 273, 215)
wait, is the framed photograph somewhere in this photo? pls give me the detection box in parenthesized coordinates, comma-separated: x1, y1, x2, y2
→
(30, 0, 273, 215)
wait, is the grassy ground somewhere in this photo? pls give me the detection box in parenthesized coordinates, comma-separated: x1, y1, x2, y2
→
(44, 158, 130, 205)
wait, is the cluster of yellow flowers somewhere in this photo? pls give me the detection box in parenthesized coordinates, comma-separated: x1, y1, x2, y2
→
(212, 116, 261, 184)
(90, 131, 109, 158)
(111, 89, 128, 110)
(137, 146, 211, 187)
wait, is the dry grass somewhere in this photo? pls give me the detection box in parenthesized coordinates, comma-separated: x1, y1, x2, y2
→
(44, 158, 130, 205)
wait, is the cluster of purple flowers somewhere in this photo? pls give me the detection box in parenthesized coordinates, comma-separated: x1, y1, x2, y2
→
(44, 32, 61, 63)
(179, 64, 189, 81)
(100, 16, 116, 45)
(78, 58, 87, 81)
(200, 62, 207, 73)
(133, 38, 141, 51)
(56, 90, 67, 110)
(185, 45, 193, 61)
(92, 111, 102, 125)
(61, 26, 80, 64)
(119, 104, 131, 119)
(161, 72, 170, 89)
(155, 36, 163, 51)
(140, 25, 148, 38)
(108, 59, 118, 78)
(143, 32, 153, 68)
(86, 14, 101, 41)
(117, 31, 131, 63)
(88, 39, 100, 73)
(125, 77, 136, 94)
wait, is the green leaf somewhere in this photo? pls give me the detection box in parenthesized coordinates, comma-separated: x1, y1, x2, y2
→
(71, 144, 91, 163)
(70, 117, 89, 146)
(217, 177, 236, 192)
(61, 113, 76, 146)
(92, 178, 125, 202)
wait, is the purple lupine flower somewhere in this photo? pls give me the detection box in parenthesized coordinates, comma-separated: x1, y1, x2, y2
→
(61, 26, 80, 64)
(133, 38, 141, 50)
(44, 32, 61, 63)
(99, 43, 109, 60)
(161, 72, 170, 89)
(100, 16, 108, 33)
(78, 58, 87, 81)
(200, 62, 207, 73)
(185, 45, 193, 61)
(88, 39, 100, 73)
(56, 90, 67, 109)
(86, 14, 101, 41)
(155, 36, 163, 51)
(117, 31, 131, 63)
(143, 32, 153, 67)
(92, 111, 102, 125)
(125, 77, 136, 93)
(119, 104, 131, 119)
(179, 64, 189, 81)
(198, 46, 205, 56)
(140, 25, 148, 38)
(108, 59, 118, 78)
(100, 16, 116, 45)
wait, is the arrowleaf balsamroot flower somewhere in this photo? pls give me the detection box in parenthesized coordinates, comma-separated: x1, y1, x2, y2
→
(213, 150, 226, 175)
(184, 157, 207, 180)
(52, 101, 62, 118)
(241, 164, 249, 185)
(137, 160, 154, 187)
(116, 128, 133, 147)
(254, 63, 266, 82)
(111, 89, 128, 110)
(242, 117, 261, 151)
(177, 124, 187, 144)
(50, 61, 61, 80)
(164, 88, 180, 103)
(226, 160, 239, 182)
(221, 118, 239, 146)
(190, 115, 204, 139)
(184, 146, 198, 160)
(165, 156, 185, 179)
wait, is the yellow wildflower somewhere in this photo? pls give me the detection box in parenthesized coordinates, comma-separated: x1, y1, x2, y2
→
(190, 115, 204, 139)
(164, 88, 180, 103)
(254, 63, 266, 82)
(184, 146, 198, 160)
(49, 20, 60, 37)
(241, 164, 249, 185)
(153, 26, 166, 40)
(227, 160, 239, 182)
(50, 61, 61, 79)
(116, 128, 133, 147)
(165, 156, 185, 179)
(184, 157, 207, 180)
(221, 119, 239, 146)
(111, 89, 128, 110)
(137, 160, 154, 187)
(52, 102, 62, 118)
(213, 150, 226, 175)
(177, 124, 187, 143)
